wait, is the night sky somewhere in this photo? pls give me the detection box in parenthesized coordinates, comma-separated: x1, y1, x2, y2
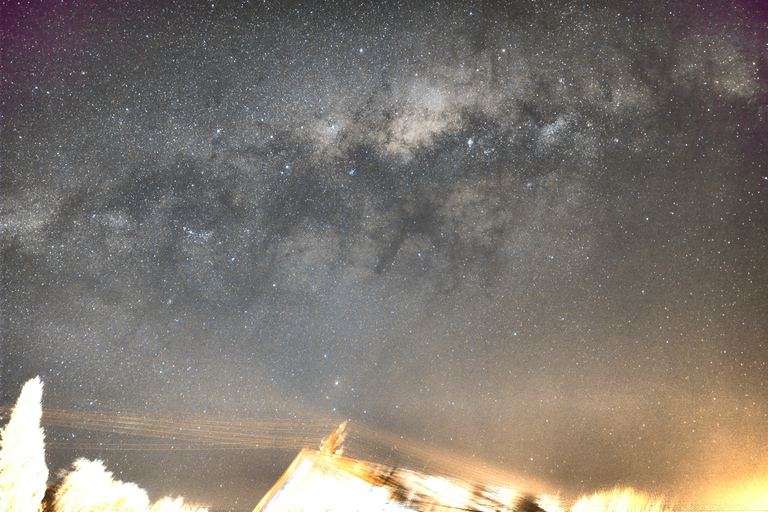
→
(2, 1, 767, 510)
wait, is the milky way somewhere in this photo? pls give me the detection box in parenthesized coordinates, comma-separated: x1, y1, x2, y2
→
(2, 1, 767, 510)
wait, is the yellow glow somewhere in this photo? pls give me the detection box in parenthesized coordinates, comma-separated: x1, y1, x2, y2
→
(703, 475, 768, 512)
(572, 487, 673, 512)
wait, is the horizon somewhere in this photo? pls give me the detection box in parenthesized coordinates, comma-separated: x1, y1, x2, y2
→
(2, 391, 766, 511)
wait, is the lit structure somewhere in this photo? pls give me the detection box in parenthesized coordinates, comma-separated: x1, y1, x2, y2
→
(253, 424, 550, 512)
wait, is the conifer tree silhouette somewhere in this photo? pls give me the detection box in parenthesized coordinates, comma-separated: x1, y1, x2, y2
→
(0, 377, 49, 512)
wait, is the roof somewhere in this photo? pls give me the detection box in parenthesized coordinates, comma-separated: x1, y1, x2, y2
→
(252, 448, 553, 512)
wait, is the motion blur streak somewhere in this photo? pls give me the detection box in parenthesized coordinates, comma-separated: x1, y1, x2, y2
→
(572, 488, 672, 512)
(1, 406, 337, 451)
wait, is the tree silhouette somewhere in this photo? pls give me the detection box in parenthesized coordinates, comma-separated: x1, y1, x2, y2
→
(52, 458, 150, 512)
(0, 377, 49, 512)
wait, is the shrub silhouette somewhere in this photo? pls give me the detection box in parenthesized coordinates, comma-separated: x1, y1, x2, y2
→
(51, 457, 210, 512)
(0, 376, 49, 512)
(571, 487, 674, 512)
(51, 458, 150, 512)
(149, 497, 209, 512)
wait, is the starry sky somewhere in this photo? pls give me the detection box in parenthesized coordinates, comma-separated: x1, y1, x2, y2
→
(2, 0, 767, 510)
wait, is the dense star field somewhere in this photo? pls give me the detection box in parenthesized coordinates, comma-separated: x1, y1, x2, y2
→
(2, 1, 767, 510)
